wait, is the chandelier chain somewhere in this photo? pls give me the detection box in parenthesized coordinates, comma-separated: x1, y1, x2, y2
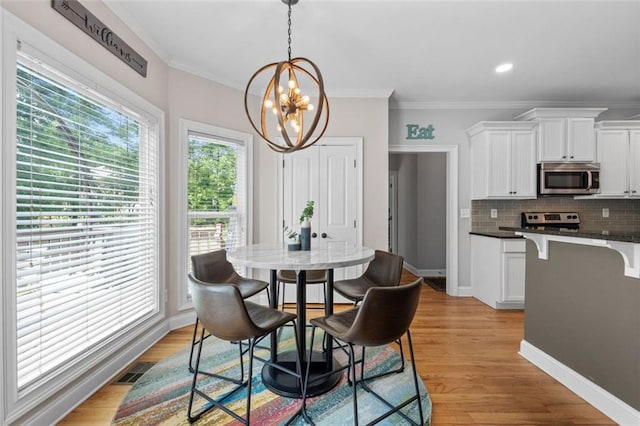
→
(287, 3, 292, 61)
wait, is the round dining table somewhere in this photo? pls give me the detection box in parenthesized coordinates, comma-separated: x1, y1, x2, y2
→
(227, 242, 375, 398)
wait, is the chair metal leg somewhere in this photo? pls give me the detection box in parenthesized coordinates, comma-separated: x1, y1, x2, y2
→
(296, 326, 317, 426)
(407, 330, 425, 425)
(188, 317, 200, 373)
(349, 343, 359, 425)
(189, 322, 304, 425)
(187, 328, 249, 424)
(356, 337, 405, 384)
(355, 332, 423, 425)
(246, 340, 255, 425)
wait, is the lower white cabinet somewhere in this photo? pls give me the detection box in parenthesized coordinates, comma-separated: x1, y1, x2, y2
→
(470, 235, 526, 309)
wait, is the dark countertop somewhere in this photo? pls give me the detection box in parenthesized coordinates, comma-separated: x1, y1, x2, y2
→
(469, 230, 524, 239)
(499, 227, 640, 244)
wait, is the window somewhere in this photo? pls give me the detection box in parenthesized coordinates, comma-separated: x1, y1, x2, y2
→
(8, 42, 161, 395)
(180, 120, 252, 304)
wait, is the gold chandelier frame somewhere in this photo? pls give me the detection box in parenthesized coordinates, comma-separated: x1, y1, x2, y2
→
(243, 0, 329, 153)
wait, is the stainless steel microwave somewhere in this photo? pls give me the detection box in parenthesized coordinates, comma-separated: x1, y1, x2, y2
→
(538, 162, 600, 195)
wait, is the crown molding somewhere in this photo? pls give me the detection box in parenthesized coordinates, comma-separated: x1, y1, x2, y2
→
(326, 89, 394, 99)
(169, 62, 247, 92)
(390, 100, 640, 110)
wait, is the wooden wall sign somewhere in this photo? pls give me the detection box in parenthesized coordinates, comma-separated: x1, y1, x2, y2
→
(52, 0, 148, 77)
(406, 124, 435, 140)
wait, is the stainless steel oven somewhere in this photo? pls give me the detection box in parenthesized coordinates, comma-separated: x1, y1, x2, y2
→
(538, 162, 600, 195)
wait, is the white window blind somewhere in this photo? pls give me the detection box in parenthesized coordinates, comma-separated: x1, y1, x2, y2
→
(187, 132, 247, 268)
(15, 51, 159, 389)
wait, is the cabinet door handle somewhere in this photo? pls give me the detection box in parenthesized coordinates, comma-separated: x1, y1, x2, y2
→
(624, 190, 629, 193)
(311, 232, 317, 238)
(562, 155, 567, 159)
(632, 190, 637, 194)
(570, 156, 574, 159)
(321, 233, 328, 239)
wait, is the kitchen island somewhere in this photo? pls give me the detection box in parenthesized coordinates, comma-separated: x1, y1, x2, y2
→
(500, 227, 640, 425)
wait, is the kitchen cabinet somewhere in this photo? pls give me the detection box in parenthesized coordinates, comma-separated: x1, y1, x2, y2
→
(538, 117, 596, 162)
(595, 121, 640, 197)
(467, 121, 537, 199)
(514, 107, 607, 163)
(470, 235, 525, 309)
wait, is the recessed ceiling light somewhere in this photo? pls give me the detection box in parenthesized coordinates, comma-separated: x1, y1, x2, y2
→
(495, 63, 514, 73)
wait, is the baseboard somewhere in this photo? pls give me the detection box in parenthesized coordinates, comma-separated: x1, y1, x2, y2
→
(519, 340, 640, 425)
(403, 263, 445, 278)
(455, 286, 473, 297)
(495, 301, 524, 309)
(169, 310, 196, 330)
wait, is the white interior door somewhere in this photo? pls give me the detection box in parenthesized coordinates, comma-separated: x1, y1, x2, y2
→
(281, 139, 362, 304)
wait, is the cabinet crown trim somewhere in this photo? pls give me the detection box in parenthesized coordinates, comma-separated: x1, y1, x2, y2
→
(595, 120, 640, 130)
(466, 121, 537, 137)
(514, 107, 608, 121)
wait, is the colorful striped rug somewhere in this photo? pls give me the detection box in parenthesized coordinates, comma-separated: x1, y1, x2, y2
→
(113, 327, 431, 425)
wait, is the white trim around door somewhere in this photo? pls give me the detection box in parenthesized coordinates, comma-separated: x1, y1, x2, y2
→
(388, 144, 459, 296)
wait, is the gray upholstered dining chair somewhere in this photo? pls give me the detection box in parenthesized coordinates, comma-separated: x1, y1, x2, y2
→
(188, 249, 269, 373)
(333, 249, 404, 304)
(301, 278, 425, 425)
(276, 269, 328, 310)
(187, 276, 302, 424)
(333, 249, 407, 377)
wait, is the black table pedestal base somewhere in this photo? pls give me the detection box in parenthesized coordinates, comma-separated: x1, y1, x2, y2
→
(261, 350, 342, 398)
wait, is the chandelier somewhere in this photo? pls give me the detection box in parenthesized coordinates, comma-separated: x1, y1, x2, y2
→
(244, 0, 329, 153)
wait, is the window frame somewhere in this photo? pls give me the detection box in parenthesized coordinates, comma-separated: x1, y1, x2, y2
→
(1, 12, 165, 423)
(177, 119, 253, 310)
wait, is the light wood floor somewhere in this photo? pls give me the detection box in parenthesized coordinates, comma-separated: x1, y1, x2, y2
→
(59, 271, 615, 425)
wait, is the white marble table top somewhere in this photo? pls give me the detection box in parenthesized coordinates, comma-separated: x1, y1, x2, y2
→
(227, 242, 375, 270)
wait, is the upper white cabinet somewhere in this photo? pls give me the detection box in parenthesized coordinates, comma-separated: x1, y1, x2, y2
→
(596, 121, 640, 197)
(514, 107, 607, 163)
(467, 121, 537, 200)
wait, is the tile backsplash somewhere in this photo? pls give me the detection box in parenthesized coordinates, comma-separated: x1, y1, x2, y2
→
(472, 198, 640, 233)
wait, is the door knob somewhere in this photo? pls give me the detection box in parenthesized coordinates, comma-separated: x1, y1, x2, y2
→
(311, 232, 317, 238)
(321, 233, 328, 238)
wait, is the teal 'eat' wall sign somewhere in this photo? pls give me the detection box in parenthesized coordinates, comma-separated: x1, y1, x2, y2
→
(406, 124, 435, 140)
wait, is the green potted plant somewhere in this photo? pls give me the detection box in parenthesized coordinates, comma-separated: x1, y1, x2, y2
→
(299, 200, 314, 224)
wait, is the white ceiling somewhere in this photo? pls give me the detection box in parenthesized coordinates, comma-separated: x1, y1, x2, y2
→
(105, 0, 640, 107)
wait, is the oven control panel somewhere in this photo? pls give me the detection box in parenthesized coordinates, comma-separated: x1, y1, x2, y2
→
(522, 212, 580, 227)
